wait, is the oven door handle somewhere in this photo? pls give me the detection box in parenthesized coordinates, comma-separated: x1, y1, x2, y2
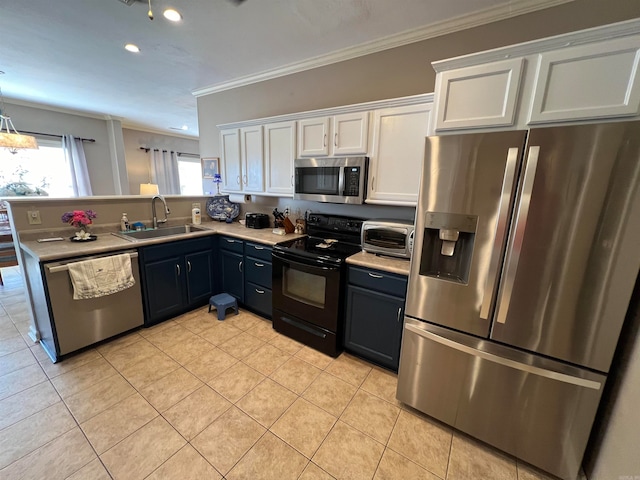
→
(272, 251, 340, 271)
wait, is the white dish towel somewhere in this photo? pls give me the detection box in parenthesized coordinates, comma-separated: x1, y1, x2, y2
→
(67, 254, 135, 300)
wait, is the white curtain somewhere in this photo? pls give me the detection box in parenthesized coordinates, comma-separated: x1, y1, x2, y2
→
(150, 149, 180, 195)
(62, 135, 92, 196)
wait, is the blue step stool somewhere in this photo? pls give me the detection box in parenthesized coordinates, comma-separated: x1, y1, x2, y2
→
(208, 293, 239, 320)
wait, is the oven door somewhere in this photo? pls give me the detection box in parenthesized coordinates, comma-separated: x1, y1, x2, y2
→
(272, 250, 342, 331)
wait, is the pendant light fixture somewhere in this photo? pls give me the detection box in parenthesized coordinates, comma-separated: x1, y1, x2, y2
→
(0, 72, 38, 154)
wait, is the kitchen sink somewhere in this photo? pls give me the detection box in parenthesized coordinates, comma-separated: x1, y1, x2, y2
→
(111, 224, 208, 242)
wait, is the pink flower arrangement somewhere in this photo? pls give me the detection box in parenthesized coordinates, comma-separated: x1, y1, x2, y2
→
(61, 209, 97, 229)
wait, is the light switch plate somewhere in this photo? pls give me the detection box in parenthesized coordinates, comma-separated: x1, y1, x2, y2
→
(28, 210, 42, 225)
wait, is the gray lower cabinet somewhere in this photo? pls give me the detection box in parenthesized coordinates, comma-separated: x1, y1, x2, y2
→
(218, 236, 272, 318)
(140, 237, 214, 326)
(244, 241, 273, 318)
(344, 266, 408, 371)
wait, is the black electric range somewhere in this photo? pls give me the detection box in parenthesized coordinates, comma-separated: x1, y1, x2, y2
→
(272, 213, 364, 356)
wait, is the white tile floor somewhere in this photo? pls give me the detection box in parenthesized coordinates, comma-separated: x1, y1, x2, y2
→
(0, 266, 571, 479)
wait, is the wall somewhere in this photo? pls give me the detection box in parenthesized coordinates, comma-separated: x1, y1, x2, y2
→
(122, 128, 200, 195)
(197, 0, 640, 158)
(3, 102, 117, 194)
(3, 101, 199, 195)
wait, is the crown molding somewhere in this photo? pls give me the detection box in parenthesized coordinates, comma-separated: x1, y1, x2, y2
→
(4, 98, 113, 122)
(217, 93, 434, 130)
(193, 0, 573, 97)
(432, 17, 640, 72)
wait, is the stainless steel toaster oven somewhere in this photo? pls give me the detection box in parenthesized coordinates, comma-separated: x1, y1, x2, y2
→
(361, 219, 415, 259)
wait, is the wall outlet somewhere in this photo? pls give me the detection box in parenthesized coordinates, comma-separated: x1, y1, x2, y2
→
(284, 206, 290, 217)
(27, 210, 42, 225)
(192, 202, 201, 209)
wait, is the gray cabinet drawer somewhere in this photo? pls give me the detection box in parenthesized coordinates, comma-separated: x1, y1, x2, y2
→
(245, 257, 272, 288)
(348, 266, 407, 297)
(245, 282, 272, 318)
(245, 242, 272, 262)
(220, 236, 244, 254)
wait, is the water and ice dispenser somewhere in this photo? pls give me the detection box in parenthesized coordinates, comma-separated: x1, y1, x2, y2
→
(419, 212, 477, 284)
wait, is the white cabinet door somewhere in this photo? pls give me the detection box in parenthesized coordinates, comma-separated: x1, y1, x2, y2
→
(434, 58, 524, 132)
(333, 112, 369, 155)
(298, 117, 330, 157)
(220, 128, 242, 192)
(528, 35, 640, 124)
(264, 121, 296, 196)
(367, 103, 433, 205)
(240, 125, 264, 193)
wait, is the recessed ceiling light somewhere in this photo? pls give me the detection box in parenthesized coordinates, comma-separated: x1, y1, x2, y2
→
(181, 125, 188, 130)
(124, 43, 140, 53)
(163, 9, 182, 22)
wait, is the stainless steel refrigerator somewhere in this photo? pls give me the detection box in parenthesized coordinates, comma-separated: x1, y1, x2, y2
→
(397, 121, 640, 480)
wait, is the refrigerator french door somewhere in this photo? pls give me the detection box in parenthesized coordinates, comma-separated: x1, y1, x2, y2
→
(397, 121, 640, 480)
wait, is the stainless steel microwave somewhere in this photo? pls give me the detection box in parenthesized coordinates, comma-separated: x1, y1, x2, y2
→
(294, 157, 368, 204)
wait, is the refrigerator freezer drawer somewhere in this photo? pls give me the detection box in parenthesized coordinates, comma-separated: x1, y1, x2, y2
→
(397, 318, 605, 480)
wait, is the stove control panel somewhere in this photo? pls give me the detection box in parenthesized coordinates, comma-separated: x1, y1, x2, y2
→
(306, 214, 364, 235)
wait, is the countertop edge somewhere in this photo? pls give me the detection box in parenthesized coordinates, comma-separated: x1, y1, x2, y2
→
(346, 251, 410, 276)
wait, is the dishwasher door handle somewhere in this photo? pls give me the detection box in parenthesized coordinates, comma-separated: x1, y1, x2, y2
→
(46, 252, 139, 273)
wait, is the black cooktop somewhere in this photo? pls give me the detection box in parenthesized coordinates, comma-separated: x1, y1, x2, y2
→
(273, 213, 364, 265)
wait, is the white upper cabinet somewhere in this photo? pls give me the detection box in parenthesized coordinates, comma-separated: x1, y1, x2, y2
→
(220, 128, 242, 192)
(528, 36, 640, 124)
(264, 121, 296, 196)
(332, 112, 369, 155)
(431, 19, 640, 132)
(434, 58, 524, 132)
(367, 103, 433, 206)
(220, 126, 263, 194)
(298, 112, 369, 157)
(240, 126, 264, 193)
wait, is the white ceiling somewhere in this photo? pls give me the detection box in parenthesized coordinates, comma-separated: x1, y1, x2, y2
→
(0, 0, 567, 137)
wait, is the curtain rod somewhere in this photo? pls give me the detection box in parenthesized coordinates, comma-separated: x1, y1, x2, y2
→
(139, 147, 199, 157)
(20, 130, 95, 143)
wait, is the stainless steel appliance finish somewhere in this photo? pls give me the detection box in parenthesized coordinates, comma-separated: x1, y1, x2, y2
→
(294, 157, 368, 204)
(361, 219, 415, 259)
(398, 121, 640, 480)
(43, 251, 144, 358)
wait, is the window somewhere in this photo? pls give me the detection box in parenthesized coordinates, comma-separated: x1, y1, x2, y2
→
(177, 155, 203, 195)
(0, 139, 75, 197)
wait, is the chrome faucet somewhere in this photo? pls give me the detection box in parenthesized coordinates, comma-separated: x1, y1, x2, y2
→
(151, 195, 170, 229)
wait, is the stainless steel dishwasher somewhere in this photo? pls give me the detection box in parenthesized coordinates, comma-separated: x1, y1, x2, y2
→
(43, 250, 144, 358)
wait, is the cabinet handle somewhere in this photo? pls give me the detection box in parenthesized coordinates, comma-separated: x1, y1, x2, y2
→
(236, 175, 241, 185)
(239, 261, 243, 273)
(254, 262, 264, 267)
(397, 307, 402, 323)
(176, 264, 180, 276)
(368, 272, 384, 279)
(243, 175, 248, 185)
(334, 133, 338, 147)
(226, 238, 237, 243)
(187, 261, 191, 272)
(371, 176, 375, 191)
(253, 246, 264, 250)
(323, 134, 327, 147)
(291, 175, 294, 186)
(255, 288, 265, 294)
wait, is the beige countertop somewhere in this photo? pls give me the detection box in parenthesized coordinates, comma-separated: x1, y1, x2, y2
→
(346, 251, 411, 276)
(19, 221, 305, 262)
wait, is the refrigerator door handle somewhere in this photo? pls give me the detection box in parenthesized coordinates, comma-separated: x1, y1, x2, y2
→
(479, 147, 520, 320)
(496, 146, 540, 325)
(404, 321, 602, 390)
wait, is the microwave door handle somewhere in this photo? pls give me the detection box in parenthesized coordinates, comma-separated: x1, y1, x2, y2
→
(479, 147, 519, 320)
(495, 146, 540, 325)
(338, 167, 346, 197)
